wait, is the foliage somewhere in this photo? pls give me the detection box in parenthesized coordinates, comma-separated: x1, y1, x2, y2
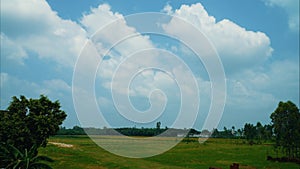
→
(56, 126, 86, 135)
(242, 122, 273, 145)
(244, 123, 256, 144)
(270, 101, 300, 159)
(211, 127, 234, 138)
(0, 143, 53, 169)
(156, 121, 161, 130)
(0, 95, 67, 153)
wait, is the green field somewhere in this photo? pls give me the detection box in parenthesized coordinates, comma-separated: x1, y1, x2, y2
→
(39, 136, 299, 169)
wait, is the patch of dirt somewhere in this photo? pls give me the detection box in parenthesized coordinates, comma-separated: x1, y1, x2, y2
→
(48, 142, 74, 148)
(239, 165, 257, 169)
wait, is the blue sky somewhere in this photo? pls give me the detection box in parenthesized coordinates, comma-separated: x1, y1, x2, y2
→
(1, 0, 299, 130)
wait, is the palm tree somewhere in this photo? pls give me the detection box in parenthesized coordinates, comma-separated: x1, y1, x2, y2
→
(0, 143, 53, 169)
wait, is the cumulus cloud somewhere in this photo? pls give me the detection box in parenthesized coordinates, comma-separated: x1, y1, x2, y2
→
(1, 0, 87, 68)
(80, 4, 124, 35)
(81, 4, 155, 60)
(163, 3, 273, 73)
(80, 4, 169, 97)
(263, 0, 299, 32)
(161, 3, 298, 127)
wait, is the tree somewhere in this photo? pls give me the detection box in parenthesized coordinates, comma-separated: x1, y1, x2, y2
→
(156, 121, 161, 130)
(244, 123, 256, 145)
(231, 126, 236, 136)
(270, 101, 300, 159)
(0, 95, 67, 152)
(255, 122, 264, 144)
(263, 124, 273, 141)
(222, 126, 233, 138)
(211, 128, 220, 138)
(236, 129, 243, 137)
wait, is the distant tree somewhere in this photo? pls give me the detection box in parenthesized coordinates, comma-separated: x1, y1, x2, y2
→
(263, 124, 273, 141)
(211, 128, 220, 138)
(236, 129, 243, 137)
(156, 121, 161, 130)
(223, 126, 227, 132)
(188, 128, 200, 136)
(244, 123, 256, 145)
(255, 122, 264, 144)
(0, 95, 67, 152)
(222, 126, 233, 138)
(231, 126, 236, 136)
(270, 101, 300, 159)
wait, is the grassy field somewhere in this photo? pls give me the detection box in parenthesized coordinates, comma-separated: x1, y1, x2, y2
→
(39, 136, 299, 169)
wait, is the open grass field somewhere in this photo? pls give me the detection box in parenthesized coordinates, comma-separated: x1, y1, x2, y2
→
(39, 136, 299, 169)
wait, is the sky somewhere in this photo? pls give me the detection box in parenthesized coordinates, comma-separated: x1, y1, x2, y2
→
(1, 0, 299, 131)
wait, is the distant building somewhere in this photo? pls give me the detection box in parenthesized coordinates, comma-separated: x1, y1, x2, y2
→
(177, 134, 185, 137)
(190, 134, 201, 138)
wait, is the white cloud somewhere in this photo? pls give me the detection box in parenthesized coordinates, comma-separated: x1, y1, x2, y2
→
(0, 73, 9, 89)
(98, 96, 112, 107)
(81, 4, 155, 59)
(80, 4, 124, 36)
(227, 79, 276, 108)
(1, 0, 297, 129)
(263, 0, 299, 32)
(162, 4, 173, 15)
(0, 72, 71, 101)
(0, 72, 78, 126)
(0, 73, 41, 108)
(41, 79, 72, 97)
(80, 4, 171, 98)
(163, 3, 273, 73)
(0, 33, 27, 65)
(226, 58, 299, 112)
(262, 60, 299, 100)
(1, 0, 87, 68)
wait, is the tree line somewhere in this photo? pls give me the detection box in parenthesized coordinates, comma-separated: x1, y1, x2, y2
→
(56, 124, 201, 137)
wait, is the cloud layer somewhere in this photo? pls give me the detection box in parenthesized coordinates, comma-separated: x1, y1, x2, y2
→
(1, 0, 298, 129)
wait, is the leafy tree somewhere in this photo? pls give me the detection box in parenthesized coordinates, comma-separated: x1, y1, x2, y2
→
(222, 126, 233, 138)
(244, 123, 256, 145)
(236, 129, 243, 137)
(263, 124, 273, 141)
(0, 143, 53, 169)
(255, 122, 264, 144)
(270, 101, 300, 159)
(0, 95, 67, 152)
(231, 126, 236, 136)
(211, 128, 220, 138)
(156, 121, 161, 130)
